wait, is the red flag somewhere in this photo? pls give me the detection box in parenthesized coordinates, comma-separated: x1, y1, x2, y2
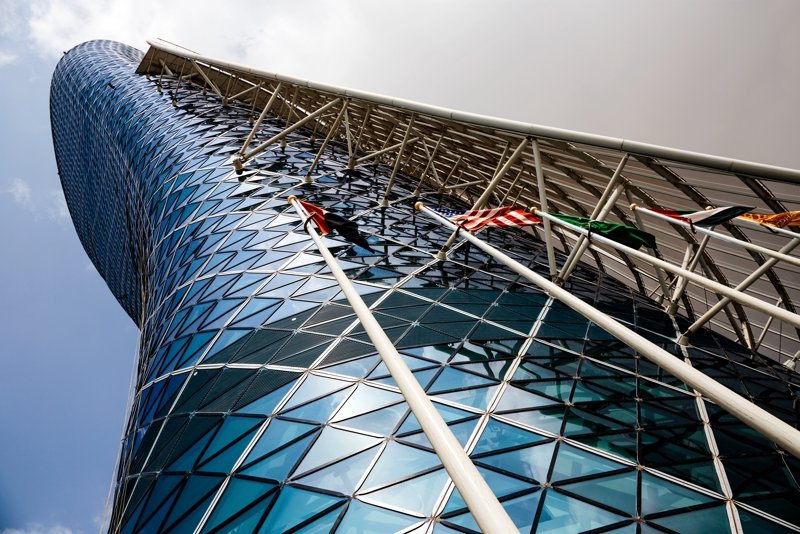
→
(438, 206, 541, 231)
(297, 199, 374, 251)
(298, 199, 330, 234)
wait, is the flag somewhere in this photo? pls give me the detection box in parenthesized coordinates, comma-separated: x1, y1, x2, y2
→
(738, 211, 800, 228)
(298, 199, 374, 251)
(553, 214, 657, 250)
(435, 206, 541, 231)
(649, 206, 754, 227)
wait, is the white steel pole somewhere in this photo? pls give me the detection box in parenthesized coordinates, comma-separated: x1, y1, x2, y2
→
(536, 210, 800, 331)
(381, 115, 417, 207)
(556, 154, 629, 284)
(417, 202, 800, 460)
(634, 206, 800, 270)
(436, 137, 528, 260)
(288, 197, 518, 534)
(532, 138, 557, 279)
(667, 232, 713, 315)
(734, 216, 800, 239)
(303, 102, 348, 183)
(678, 236, 800, 344)
(241, 98, 341, 163)
(238, 82, 282, 157)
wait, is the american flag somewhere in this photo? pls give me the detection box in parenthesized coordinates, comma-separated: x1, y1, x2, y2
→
(434, 206, 541, 231)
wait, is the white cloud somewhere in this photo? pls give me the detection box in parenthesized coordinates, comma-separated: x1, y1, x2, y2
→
(1, 178, 70, 224)
(25, 0, 359, 82)
(0, 524, 78, 534)
(5, 177, 33, 209)
(0, 50, 17, 67)
(47, 188, 71, 222)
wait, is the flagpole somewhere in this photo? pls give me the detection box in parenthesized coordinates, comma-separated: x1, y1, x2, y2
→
(666, 232, 713, 315)
(436, 137, 528, 260)
(734, 215, 800, 239)
(532, 138, 558, 279)
(535, 210, 800, 331)
(678, 235, 800, 345)
(555, 153, 629, 284)
(633, 205, 800, 269)
(416, 201, 800, 460)
(288, 196, 518, 534)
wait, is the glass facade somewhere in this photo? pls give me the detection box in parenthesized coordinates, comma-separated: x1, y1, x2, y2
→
(51, 41, 799, 533)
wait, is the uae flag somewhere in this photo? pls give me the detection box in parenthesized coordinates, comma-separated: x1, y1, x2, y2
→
(435, 206, 541, 231)
(650, 206, 754, 227)
(298, 200, 374, 251)
(738, 210, 800, 228)
(553, 214, 657, 250)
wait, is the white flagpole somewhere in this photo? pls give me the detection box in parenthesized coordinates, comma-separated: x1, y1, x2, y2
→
(633, 205, 800, 269)
(734, 215, 800, 239)
(678, 236, 800, 344)
(288, 197, 518, 534)
(416, 201, 800, 460)
(536, 210, 800, 331)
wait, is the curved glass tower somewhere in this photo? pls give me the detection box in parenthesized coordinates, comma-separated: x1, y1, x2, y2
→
(51, 40, 800, 533)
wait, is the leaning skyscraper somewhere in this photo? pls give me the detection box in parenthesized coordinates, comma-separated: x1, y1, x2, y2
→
(51, 40, 800, 533)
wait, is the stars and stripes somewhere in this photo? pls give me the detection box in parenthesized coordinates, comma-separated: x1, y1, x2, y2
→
(434, 206, 541, 231)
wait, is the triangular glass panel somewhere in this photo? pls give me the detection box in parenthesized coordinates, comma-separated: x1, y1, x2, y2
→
(550, 442, 629, 482)
(558, 470, 638, 515)
(332, 384, 403, 422)
(537, 489, 627, 533)
(472, 418, 549, 455)
(335, 499, 420, 534)
(294, 445, 382, 495)
(240, 433, 317, 481)
(361, 441, 441, 491)
(361, 468, 449, 516)
(476, 440, 556, 483)
(203, 477, 277, 531)
(294, 426, 382, 475)
(259, 486, 345, 533)
(640, 472, 716, 516)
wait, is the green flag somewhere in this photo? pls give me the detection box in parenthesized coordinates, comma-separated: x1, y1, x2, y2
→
(554, 214, 657, 250)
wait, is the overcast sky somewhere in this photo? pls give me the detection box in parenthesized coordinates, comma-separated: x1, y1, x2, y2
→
(1, 1, 798, 533)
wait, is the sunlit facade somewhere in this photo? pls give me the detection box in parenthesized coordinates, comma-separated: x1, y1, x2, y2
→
(51, 40, 799, 533)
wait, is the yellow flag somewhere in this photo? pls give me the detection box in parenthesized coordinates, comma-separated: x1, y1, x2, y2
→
(738, 211, 800, 228)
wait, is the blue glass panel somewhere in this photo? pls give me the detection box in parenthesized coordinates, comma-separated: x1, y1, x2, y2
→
(472, 418, 549, 454)
(281, 387, 354, 424)
(550, 443, 628, 482)
(294, 445, 381, 495)
(362, 441, 441, 490)
(258, 486, 345, 533)
(476, 465, 536, 497)
(640, 472, 716, 516)
(476, 441, 556, 483)
(240, 433, 317, 481)
(235, 381, 295, 415)
(202, 477, 276, 532)
(336, 500, 420, 534)
(650, 504, 730, 533)
(244, 418, 318, 463)
(294, 426, 382, 475)
(559, 470, 638, 515)
(363, 468, 449, 515)
(538, 489, 627, 533)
